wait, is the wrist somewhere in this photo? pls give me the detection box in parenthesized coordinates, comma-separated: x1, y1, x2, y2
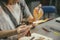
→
(14, 29, 18, 34)
(16, 28, 21, 34)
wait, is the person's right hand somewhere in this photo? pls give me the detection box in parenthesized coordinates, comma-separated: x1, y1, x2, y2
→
(16, 25, 30, 38)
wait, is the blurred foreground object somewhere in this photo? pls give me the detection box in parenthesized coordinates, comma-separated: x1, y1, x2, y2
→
(19, 33, 53, 40)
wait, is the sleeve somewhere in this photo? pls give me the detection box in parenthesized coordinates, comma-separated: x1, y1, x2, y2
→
(19, 0, 32, 18)
(0, 6, 15, 30)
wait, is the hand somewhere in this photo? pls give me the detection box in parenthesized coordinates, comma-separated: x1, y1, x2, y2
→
(27, 16, 34, 23)
(17, 25, 30, 37)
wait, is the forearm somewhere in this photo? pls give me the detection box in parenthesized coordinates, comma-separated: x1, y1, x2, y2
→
(0, 29, 17, 38)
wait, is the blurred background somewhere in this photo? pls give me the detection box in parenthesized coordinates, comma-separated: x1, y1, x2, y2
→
(25, 0, 60, 17)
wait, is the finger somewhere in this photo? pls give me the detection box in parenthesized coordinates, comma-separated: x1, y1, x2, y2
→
(18, 28, 30, 38)
(18, 30, 29, 37)
(27, 25, 33, 29)
(20, 27, 30, 34)
(17, 25, 30, 34)
(18, 25, 28, 31)
(17, 27, 28, 34)
(20, 31, 29, 36)
(19, 27, 29, 33)
(24, 28, 30, 35)
(20, 25, 27, 28)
